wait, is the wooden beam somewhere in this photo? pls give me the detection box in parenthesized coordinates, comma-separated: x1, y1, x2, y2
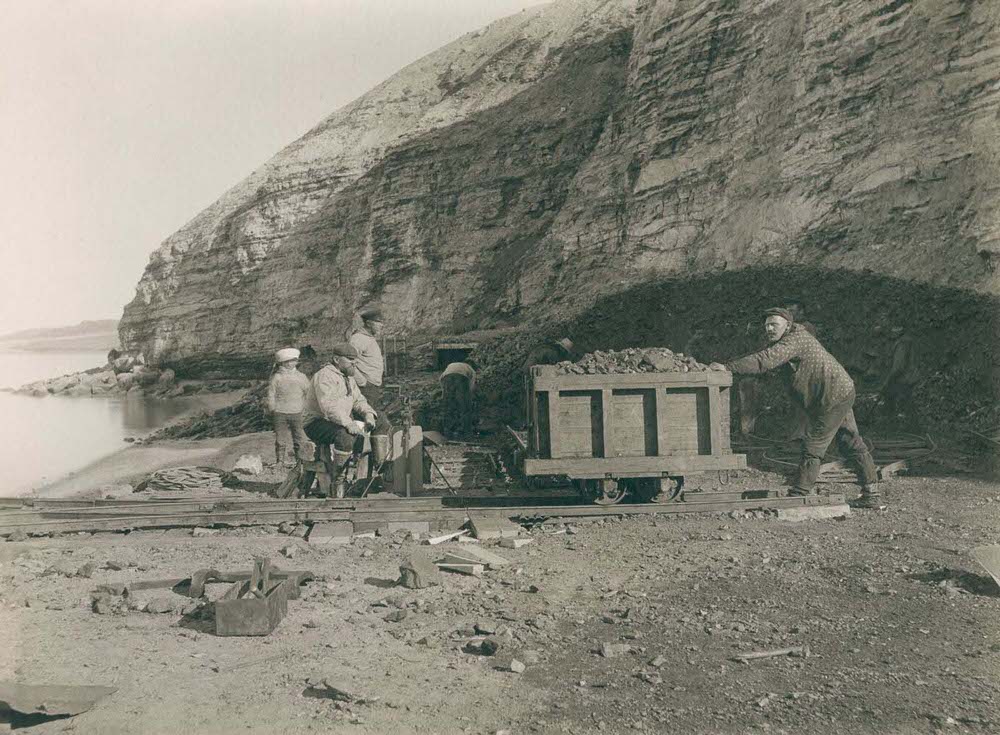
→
(532, 372, 733, 391)
(524, 453, 747, 477)
(601, 389, 614, 459)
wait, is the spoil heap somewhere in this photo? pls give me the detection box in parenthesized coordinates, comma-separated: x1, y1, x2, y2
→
(554, 348, 708, 375)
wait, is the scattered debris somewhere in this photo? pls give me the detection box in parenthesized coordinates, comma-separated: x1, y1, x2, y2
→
(423, 530, 469, 545)
(479, 638, 502, 656)
(468, 514, 522, 541)
(775, 505, 851, 522)
(398, 555, 442, 589)
(438, 546, 510, 570)
(0, 682, 116, 718)
(600, 643, 632, 658)
(304, 679, 360, 703)
(732, 646, 810, 662)
(144, 595, 179, 614)
(971, 545, 1000, 589)
(436, 563, 484, 577)
(499, 538, 533, 549)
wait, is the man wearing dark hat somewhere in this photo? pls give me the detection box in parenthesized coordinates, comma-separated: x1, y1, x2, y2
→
(303, 343, 379, 497)
(349, 307, 391, 466)
(710, 307, 882, 508)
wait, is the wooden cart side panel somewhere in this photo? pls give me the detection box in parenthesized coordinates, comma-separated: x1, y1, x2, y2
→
(656, 388, 711, 455)
(609, 389, 656, 457)
(551, 390, 602, 459)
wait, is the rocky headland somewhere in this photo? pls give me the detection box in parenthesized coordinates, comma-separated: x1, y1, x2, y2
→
(116, 0, 1000, 380)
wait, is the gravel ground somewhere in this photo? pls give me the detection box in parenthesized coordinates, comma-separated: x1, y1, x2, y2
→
(2, 472, 999, 734)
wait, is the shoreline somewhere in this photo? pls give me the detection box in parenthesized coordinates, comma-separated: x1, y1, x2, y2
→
(24, 389, 256, 499)
(33, 430, 275, 499)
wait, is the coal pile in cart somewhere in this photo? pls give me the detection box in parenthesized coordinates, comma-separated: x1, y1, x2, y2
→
(553, 347, 709, 375)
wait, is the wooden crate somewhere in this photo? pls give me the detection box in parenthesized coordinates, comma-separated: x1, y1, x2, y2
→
(524, 368, 745, 479)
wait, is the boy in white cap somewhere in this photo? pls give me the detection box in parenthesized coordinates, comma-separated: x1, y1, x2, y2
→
(267, 348, 311, 465)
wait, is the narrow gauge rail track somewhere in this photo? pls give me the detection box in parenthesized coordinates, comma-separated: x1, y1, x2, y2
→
(0, 490, 846, 537)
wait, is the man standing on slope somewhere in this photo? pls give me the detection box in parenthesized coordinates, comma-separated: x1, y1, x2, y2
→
(710, 307, 883, 509)
(348, 307, 392, 467)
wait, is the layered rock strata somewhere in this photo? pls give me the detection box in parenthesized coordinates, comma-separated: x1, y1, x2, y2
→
(120, 0, 1000, 375)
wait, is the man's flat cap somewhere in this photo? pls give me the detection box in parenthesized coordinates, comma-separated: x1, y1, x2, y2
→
(332, 343, 359, 358)
(763, 307, 794, 323)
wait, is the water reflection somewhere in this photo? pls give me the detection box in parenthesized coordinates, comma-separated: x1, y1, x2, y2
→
(0, 392, 219, 496)
(119, 394, 193, 431)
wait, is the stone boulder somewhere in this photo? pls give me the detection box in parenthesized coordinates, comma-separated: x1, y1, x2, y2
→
(133, 367, 161, 387)
(48, 374, 80, 394)
(233, 454, 263, 476)
(112, 355, 137, 374)
(398, 555, 441, 589)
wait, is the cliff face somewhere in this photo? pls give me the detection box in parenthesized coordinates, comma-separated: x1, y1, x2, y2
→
(120, 0, 1000, 373)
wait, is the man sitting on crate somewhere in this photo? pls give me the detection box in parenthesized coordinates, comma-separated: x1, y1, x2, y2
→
(303, 343, 385, 497)
(709, 307, 882, 509)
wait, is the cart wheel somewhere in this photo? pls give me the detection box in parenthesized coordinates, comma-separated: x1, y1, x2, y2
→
(572, 479, 628, 505)
(650, 476, 684, 504)
(593, 478, 627, 505)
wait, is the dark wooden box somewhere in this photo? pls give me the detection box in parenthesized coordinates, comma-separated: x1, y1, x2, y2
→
(215, 579, 288, 636)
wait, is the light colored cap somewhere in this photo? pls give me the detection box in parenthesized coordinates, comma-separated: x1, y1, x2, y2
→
(275, 347, 300, 363)
(554, 337, 574, 352)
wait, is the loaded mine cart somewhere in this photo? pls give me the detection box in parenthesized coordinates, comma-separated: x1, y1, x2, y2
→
(518, 365, 747, 504)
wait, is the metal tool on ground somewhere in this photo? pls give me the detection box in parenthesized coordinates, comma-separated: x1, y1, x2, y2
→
(732, 646, 810, 662)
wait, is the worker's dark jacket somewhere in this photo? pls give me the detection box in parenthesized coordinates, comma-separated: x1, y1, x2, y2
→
(725, 325, 854, 412)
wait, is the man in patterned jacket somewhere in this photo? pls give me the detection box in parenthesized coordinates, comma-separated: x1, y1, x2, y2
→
(710, 307, 882, 508)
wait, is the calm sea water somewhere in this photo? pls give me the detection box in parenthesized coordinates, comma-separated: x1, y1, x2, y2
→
(0, 350, 202, 495)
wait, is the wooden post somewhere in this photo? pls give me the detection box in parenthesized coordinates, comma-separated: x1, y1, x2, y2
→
(548, 390, 562, 459)
(655, 389, 671, 455)
(601, 389, 614, 458)
(707, 386, 721, 455)
(407, 426, 423, 495)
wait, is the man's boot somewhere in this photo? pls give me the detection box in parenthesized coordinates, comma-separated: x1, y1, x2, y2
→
(853, 483, 885, 509)
(332, 449, 353, 499)
(371, 435, 390, 467)
(790, 457, 821, 497)
(275, 443, 286, 466)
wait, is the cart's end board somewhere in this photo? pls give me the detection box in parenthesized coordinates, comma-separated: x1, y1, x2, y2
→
(524, 368, 746, 478)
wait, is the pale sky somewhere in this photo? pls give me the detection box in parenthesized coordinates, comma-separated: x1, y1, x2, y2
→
(0, 0, 546, 334)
